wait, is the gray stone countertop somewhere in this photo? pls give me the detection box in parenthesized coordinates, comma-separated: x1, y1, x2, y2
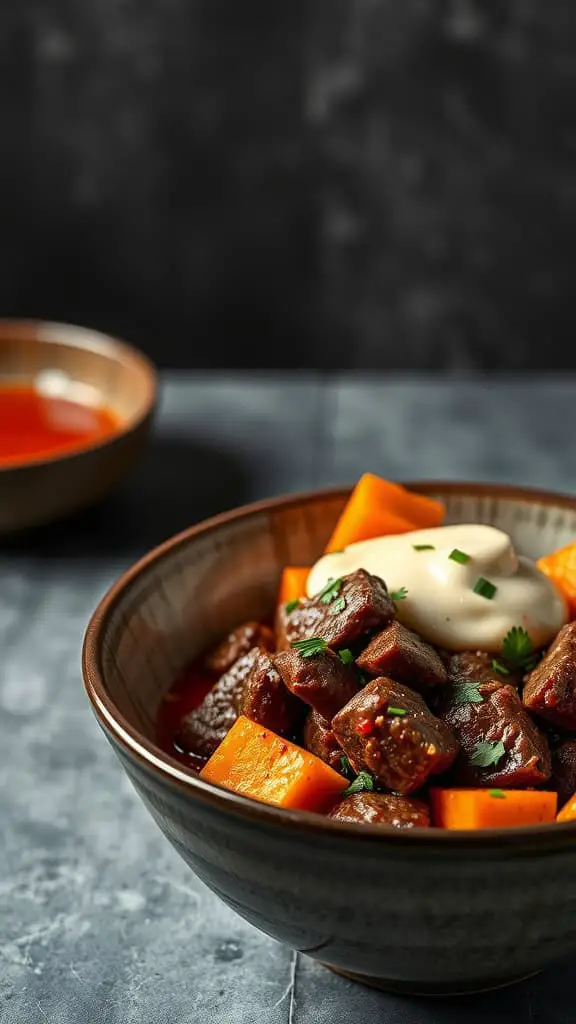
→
(2, 372, 576, 1024)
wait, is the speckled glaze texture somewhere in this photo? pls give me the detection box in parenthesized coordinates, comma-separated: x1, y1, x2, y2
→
(84, 483, 576, 994)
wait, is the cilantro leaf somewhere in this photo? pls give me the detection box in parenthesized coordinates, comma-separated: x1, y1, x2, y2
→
(291, 637, 328, 658)
(338, 648, 355, 665)
(285, 599, 300, 614)
(391, 587, 408, 602)
(453, 682, 484, 705)
(343, 771, 375, 797)
(469, 739, 506, 768)
(339, 755, 354, 780)
(317, 577, 343, 605)
(501, 626, 535, 671)
(331, 596, 346, 614)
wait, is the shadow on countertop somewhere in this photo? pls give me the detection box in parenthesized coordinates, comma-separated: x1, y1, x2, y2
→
(1, 434, 252, 561)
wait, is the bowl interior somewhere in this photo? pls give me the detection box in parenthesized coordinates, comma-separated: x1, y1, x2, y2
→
(92, 483, 576, 751)
(0, 319, 155, 430)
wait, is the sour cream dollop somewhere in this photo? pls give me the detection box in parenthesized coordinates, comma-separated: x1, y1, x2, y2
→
(307, 524, 567, 652)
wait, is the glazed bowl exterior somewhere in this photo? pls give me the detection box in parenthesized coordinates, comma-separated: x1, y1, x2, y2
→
(0, 319, 157, 535)
(83, 483, 576, 995)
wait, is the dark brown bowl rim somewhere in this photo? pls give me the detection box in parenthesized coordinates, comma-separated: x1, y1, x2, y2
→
(0, 318, 158, 472)
(83, 480, 576, 852)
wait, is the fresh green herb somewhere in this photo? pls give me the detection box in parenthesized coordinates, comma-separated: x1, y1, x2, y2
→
(358, 670, 370, 686)
(391, 587, 408, 602)
(387, 706, 407, 717)
(331, 596, 346, 614)
(339, 648, 355, 666)
(501, 626, 536, 671)
(317, 577, 343, 605)
(473, 577, 497, 600)
(331, 549, 345, 555)
(413, 544, 435, 551)
(453, 682, 484, 705)
(343, 771, 375, 797)
(291, 637, 328, 658)
(449, 548, 470, 565)
(339, 755, 354, 780)
(469, 739, 506, 768)
(489, 789, 506, 799)
(492, 659, 510, 676)
(285, 599, 300, 615)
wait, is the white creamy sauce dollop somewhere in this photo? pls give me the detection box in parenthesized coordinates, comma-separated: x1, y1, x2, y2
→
(307, 524, 567, 652)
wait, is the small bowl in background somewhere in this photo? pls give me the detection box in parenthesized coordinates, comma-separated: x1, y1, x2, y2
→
(0, 319, 157, 535)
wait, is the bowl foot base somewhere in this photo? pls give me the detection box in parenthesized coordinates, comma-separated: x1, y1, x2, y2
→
(321, 964, 541, 997)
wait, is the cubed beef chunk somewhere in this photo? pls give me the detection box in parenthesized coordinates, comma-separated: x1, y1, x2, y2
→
(443, 680, 551, 787)
(332, 677, 459, 795)
(274, 647, 359, 720)
(551, 738, 576, 808)
(205, 621, 274, 674)
(449, 650, 520, 688)
(303, 710, 344, 771)
(523, 622, 576, 730)
(276, 569, 395, 651)
(175, 648, 259, 758)
(329, 792, 430, 828)
(237, 647, 304, 735)
(357, 621, 447, 691)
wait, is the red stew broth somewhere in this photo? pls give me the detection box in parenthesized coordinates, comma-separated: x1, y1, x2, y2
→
(156, 658, 216, 772)
(0, 385, 119, 464)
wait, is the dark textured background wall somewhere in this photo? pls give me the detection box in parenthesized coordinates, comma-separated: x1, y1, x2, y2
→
(0, 0, 575, 369)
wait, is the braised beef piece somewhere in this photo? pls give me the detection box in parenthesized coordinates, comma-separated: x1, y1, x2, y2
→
(329, 792, 430, 828)
(551, 738, 576, 808)
(205, 622, 274, 674)
(175, 648, 259, 758)
(276, 569, 395, 651)
(443, 679, 551, 787)
(303, 710, 344, 771)
(236, 647, 304, 735)
(332, 677, 459, 795)
(357, 621, 447, 691)
(274, 647, 359, 720)
(523, 622, 576, 730)
(449, 650, 520, 688)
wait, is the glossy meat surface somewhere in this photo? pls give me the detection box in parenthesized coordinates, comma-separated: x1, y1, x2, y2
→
(302, 710, 344, 771)
(237, 648, 304, 735)
(205, 621, 275, 674)
(523, 622, 576, 729)
(443, 680, 551, 787)
(332, 677, 459, 795)
(274, 647, 359, 720)
(276, 569, 395, 650)
(328, 792, 430, 828)
(357, 620, 447, 690)
(176, 648, 259, 758)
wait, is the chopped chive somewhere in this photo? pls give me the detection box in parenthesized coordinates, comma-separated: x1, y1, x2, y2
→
(291, 637, 328, 658)
(492, 659, 510, 676)
(449, 548, 470, 565)
(390, 587, 408, 602)
(387, 706, 407, 717)
(413, 544, 435, 551)
(343, 771, 374, 797)
(473, 577, 497, 600)
(331, 596, 346, 614)
(317, 577, 343, 605)
(285, 599, 300, 614)
(489, 789, 506, 799)
(339, 648, 355, 665)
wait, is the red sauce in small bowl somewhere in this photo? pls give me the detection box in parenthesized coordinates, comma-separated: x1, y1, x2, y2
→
(0, 385, 119, 465)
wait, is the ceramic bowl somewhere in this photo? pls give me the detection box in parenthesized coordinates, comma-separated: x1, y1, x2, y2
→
(0, 319, 157, 535)
(83, 482, 576, 996)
